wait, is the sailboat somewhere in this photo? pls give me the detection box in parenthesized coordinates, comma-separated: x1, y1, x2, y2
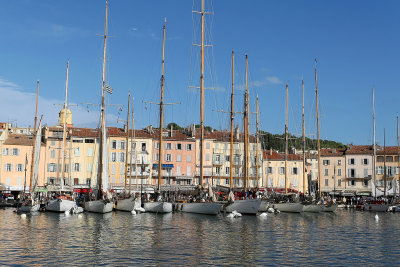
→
(46, 61, 78, 213)
(180, 0, 222, 215)
(84, 0, 113, 214)
(115, 91, 140, 212)
(143, 19, 172, 213)
(224, 52, 261, 215)
(272, 83, 303, 213)
(19, 81, 41, 213)
(302, 60, 324, 213)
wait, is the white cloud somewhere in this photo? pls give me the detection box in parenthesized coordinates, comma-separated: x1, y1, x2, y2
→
(265, 76, 283, 84)
(251, 75, 284, 88)
(0, 78, 118, 128)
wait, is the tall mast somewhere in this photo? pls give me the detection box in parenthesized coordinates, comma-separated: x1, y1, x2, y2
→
(29, 80, 39, 193)
(230, 51, 234, 189)
(397, 113, 400, 198)
(302, 80, 306, 195)
(285, 83, 288, 194)
(384, 128, 387, 197)
(60, 61, 69, 190)
(393, 113, 400, 197)
(131, 97, 136, 193)
(244, 54, 249, 191)
(124, 91, 131, 196)
(158, 18, 167, 194)
(98, 0, 108, 197)
(373, 88, 376, 197)
(315, 59, 321, 198)
(256, 95, 259, 187)
(199, 0, 205, 187)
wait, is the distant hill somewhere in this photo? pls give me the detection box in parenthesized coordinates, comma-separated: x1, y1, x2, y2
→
(260, 131, 346, 151)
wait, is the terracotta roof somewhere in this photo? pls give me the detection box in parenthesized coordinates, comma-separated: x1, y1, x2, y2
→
(345, 145, 373, 155)
(320, 148, 346, 157)
(3, 134, 35, 146)
(263, 149, 301, 161)
(376, 146, 400, 155)
(0, 122, 7, 130)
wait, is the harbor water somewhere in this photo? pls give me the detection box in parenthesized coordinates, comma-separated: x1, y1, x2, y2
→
(1, 208, 400, 266)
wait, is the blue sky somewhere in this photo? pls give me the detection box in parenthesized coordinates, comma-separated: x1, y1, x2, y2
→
(0, 0, 400, 146)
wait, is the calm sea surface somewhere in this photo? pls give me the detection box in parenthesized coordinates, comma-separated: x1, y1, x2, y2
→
(0, 208, 399, 266)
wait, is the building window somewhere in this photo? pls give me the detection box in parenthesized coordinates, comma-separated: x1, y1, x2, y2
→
(47, 163, 57, 172)
(349, 158, 355, 165)
(338, 179, 342, 187)
(2, 148, 8, 156)
(225, 179, 229, 185)
(215, 155, 221, 164)
(364, 168, 368, 178)
(48, 177, 56, 185)
(225, 167, 230, 175)
(166, 143, 172, 150)
(176, 166, 181, 176)
(155, 142, 159, 149)
(226, 156, 230, 162)
(187, 166, 191, 176)
(338, 159, 342, 166)
(74, 178, 79, 185)
(363, 179, 368, 186)
(324, 169, 329, 176)
(50, 150, 55, 159)
(267, 167, 273, 174)
(186, 144, 192, 150)
(323, 160, 330, 166)
(87, 163, 92, 172)
(377, 156, 384, 162)
(86, 178, 91, 186)
(376, 166, 384, 175)
(279, 167, 285, 175)
(187, 155, 192, 163)
(387, 156, 393, 162)
(5, 164, 12, 172)
(119, 152, 125, 162)
(11, 148, 20, 156)
(166, 154, 172, 162)
(120, 141, 125, 150)
(349, 180, 356, 186)
(349, 168, 356, 178)
(74, 147, 80, 157)
(362, 158, 369, 165)
(73, 163, 80, 172)
(176, 143, 182, 150)
(111, 152, 117, 162)
(206, 154, 210, 161)
(337, 169, 342, 176)
(141, 143, 146, 152)
(206, 142, 210, 149)
(17, 164, 23, 172)
(112, 140, 117, 149)
(215, 167, 220, 175)
(235, 167, 240, 175)
(325, 179, 329, 186)
(292, 167, 298, 175)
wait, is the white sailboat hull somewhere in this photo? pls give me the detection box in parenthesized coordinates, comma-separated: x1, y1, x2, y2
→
(303, 204, 324, 213)
(323, 204, 338, 212)
(18, 204, 40, 213)
(84, 200, 113, 213)
(272, 203, 303, 213)
(46, 199, 77, 212)
(225, 199, 261, 215)
(258, 200, 270, 212)
(179, 202, 222, 215)
(363, 204, 389, 212)
(144, 202, 173, 213)
(115, 198, 137, 212)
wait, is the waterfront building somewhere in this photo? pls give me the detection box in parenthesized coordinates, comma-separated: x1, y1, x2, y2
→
(263, 149, 305, 193)
(375, 146, 400, 196)
(319, 148, 346, 195)
(343, 145, 373, 197)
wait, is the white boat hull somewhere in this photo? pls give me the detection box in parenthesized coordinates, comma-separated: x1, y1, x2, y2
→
(179, 202, 222, 215)
(225, 199, 261, 215)
(46, 199, 77, 212)
(272, 203, 303, 213)
(303, 204, 324, 213)
(19, 204, 40, 213)
(258, 200, 270, 212)
(115, 198, 137, 212)
(323, 204, 338, 212)
(84, 200, 113, 213)
(144, 202, 173, 213)
(364, 204, 389, 212)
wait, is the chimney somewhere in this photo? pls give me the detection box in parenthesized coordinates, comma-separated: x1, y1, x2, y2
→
(234, 126, 239, 140)
(146, 125, 153, 134)
(332, 148, 336, 154)
(191, 124, 196, 137)
(269, 148, 273, 155)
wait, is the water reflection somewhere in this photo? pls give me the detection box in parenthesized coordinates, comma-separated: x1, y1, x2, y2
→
(1, 209, 400, 265)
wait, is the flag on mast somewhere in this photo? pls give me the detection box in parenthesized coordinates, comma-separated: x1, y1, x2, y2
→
(106, 85, 113, 94)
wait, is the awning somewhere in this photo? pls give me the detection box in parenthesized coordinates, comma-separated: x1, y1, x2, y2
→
(357, 192, 371, 196)
(35, 187, 48, 192)
(342, 191, 355, 197)
(153, 164, 174, 168)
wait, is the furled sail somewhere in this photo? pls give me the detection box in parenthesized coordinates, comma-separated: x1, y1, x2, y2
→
(31, 121, 42, 194)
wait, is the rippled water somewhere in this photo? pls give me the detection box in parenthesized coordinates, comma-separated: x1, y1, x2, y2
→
(1, 208, 399, 266)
